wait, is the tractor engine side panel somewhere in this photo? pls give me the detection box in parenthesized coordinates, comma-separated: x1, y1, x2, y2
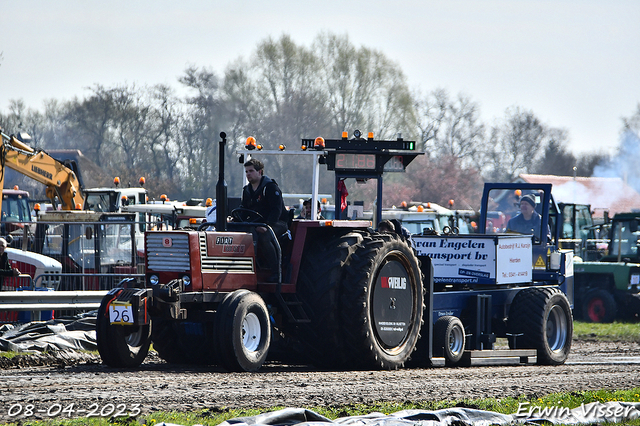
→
(200, 231, 257, 291)
(145, 231, 257, 292)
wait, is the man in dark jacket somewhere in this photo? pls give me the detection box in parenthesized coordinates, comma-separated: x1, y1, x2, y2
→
(241, 158, 289, 281)
(0, 238, 20, 290)
(507, 194, 550, 241)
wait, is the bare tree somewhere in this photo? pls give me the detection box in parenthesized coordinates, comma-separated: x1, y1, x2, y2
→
(0, 100, 49, 196)
(179, 66, 233, 199)
(220, 35, 334, 194)
(575, 151, 609, 177)
(64, 85, 117, 163)
(313, 32, 416, 140)
(531, 128, 576, 176)
(140, 84, 187, 199)
(481, 107, 547, 182)
(414, 88, 447, 155)
(415, 89, 485, 167)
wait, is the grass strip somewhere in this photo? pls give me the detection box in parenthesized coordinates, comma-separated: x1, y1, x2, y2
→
(573, 320, 640, 341)
(2, 388, 640, 426)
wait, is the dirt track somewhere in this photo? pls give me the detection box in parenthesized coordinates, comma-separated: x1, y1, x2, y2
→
(1, 340, 639, 422)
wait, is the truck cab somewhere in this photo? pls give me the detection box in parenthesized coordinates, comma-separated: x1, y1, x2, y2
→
(1, 188, 33, 247)
(84, 186, 147, 213)
(364, 202, 471, 235)
(603, 213, 640, 263)
(573, 212, 640, 322)
(557, 202, 604, 261)
(32, 210, 138, 290)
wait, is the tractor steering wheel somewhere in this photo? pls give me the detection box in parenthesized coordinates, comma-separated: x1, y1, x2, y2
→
(231, 208, 265, 224)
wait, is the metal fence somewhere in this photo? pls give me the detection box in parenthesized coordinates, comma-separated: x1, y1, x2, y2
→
(0, 271, 145, 323)
(1, 215, 147, 323)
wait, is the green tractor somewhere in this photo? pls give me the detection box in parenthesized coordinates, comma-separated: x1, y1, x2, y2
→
(574, 212, 640, 322)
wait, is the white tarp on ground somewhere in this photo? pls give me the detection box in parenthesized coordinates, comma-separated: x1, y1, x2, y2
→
(157, 404, 640, 426)
(0, 317, 97, 353)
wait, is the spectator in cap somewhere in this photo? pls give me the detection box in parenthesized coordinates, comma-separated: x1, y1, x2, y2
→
(506, 194, 548, 241)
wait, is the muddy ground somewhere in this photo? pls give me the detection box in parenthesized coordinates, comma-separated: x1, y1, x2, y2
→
(1, 340, 639, 422)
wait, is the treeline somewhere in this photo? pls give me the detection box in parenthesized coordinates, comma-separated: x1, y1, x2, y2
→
(1, 33, 633, 210)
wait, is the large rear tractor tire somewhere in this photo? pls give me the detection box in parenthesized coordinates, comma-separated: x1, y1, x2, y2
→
(296, 231, 424, 370)
(96, 294, 151, 368)
(582, 289, 616, 323)
(293, 231, 363, 368)
(433, 315, 465, 367)
(215, 290, 271, 372)
(508, 287, 573, 365)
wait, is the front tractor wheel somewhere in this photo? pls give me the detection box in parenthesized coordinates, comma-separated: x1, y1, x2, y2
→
(215, 290, 271, 372)
(508, 287, 573, 365)
(96, 294, 151, 368)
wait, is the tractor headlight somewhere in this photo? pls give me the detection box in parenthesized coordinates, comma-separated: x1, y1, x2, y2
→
(149, 275, 159, 285)
(182, 275, 191, 286)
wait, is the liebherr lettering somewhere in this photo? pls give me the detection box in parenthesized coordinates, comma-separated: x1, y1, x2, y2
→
(31, 165, 53, 180)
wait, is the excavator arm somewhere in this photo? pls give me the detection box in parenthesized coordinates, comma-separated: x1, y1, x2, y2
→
(1, 130, 84, 212)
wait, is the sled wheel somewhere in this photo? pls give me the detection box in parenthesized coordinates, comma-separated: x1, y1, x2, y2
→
(215, 290, 271, 372)
(96, 293, 151, 368)
(434, 316, 465, 366)
(508, 287, 573, 365)
(583, 289, 616, 323)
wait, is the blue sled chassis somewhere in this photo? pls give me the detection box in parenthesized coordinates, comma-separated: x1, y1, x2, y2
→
(412, 182, 574, 367)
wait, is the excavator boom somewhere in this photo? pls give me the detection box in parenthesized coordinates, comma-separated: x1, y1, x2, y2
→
(0, 129, 84, 212)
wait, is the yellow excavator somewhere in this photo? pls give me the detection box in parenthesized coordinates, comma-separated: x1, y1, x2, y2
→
(0, 128, 84, 214)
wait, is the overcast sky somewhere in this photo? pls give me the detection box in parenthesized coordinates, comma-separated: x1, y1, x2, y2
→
(2, 0, 638, 157)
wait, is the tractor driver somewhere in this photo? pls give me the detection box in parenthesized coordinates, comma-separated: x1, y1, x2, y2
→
(506, 194, 550, 241)
(241, 158, 290, 282)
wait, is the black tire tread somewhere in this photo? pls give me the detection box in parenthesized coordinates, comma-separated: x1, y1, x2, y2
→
(294, 231, 364, 368)
(508, 287, 572, 365)
(339, 232, 424, 369)
(96, 295, 117, 366)
(151, 320, 210, 365)
(96, 292, 151, 368)
(433, 315, 465, 366)
(295, 230, 424, 370)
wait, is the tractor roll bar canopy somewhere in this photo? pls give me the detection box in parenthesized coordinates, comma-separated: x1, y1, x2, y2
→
(237, 130, 423, 222)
